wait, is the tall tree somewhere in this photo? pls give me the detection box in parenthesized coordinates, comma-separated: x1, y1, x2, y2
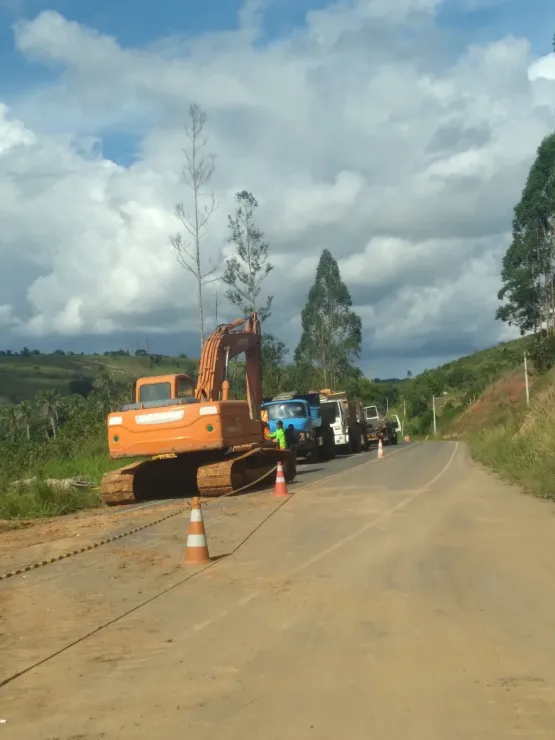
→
(261, 333, 289, 397)
(496, 132, 555, 335)
(93, 371, 116, 412)
(171, 103, 220, 350)
(0, 405, 18, 440)
(17, 400, 33, 441)
(222, 191, 273, 322)
(36, 389, 61, 438)
(295, 249, 362, 390)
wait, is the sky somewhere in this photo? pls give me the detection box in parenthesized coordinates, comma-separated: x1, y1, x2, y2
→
(0, 0, 555, 379)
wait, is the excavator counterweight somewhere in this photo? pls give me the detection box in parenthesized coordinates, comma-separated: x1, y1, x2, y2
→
(100, 314, 295, 504)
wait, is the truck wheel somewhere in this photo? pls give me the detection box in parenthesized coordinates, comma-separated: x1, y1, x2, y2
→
(306, 445, 318, 464)
(284, 455, 297, 482)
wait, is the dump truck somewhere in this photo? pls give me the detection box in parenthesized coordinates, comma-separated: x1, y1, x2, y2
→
(261, 391, 335, 462)
(317, 389, 368, 454)
(100, 314, 296, 504)
(363, 405, 398, 446)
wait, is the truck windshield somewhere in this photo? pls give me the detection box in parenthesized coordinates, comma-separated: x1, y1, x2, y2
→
(139, 382, 171, 403)
(267, 402, 308, 420)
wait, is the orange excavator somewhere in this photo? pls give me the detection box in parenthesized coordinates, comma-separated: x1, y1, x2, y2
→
(100, 313, 296, 505)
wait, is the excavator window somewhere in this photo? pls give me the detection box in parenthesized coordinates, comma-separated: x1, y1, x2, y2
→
(177, 377, 195, 398)
(138, 382, 171, 403)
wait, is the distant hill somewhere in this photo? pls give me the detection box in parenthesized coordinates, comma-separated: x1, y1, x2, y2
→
(0, 351, 198, 405)
(0, 335, 533, 409)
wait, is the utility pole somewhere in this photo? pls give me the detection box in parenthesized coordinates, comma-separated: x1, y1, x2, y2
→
(524, 352, 530, 406)
(402, 398, 406, 435)
(386, 397, 389, 414)
(432, 395, 437, 436)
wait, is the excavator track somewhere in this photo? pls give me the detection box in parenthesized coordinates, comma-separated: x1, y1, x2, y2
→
(100, 445, 296, 506)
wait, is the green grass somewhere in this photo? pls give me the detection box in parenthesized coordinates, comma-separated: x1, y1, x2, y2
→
(0, 479, 102, 521)
(0, 429, 141, 521)
(35, 452, 135, 483)
(0, 352, 196, 403)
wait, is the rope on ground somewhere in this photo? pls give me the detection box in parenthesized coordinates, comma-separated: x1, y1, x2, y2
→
(195, 463, 278, 507)
(0, 463, 279, 583)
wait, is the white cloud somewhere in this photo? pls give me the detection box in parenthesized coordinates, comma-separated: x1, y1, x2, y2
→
(528, 52, 555, 82)
(1, 0, 555, 373)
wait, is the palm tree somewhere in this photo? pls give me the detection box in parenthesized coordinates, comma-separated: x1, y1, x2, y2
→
(93, 371, 116, 410)
(17, 400, 34, 441)
(36, 389, 61, 437)
(0, 404, 18, 439)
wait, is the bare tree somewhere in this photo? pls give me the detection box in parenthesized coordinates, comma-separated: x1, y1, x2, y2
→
(171, 103, 220, 350)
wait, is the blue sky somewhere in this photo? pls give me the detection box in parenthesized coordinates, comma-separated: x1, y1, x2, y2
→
(0, 0, 552, 167)
(1, 0, 553, 93)
(1, 0, 554, 376)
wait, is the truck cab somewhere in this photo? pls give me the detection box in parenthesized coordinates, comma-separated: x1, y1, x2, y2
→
(363, 405, 380, 432)
(320, 397, 348, 448)
(363, 405, 399, 446)
(318, 390, 367, 454)
(261, 392, 334, 462)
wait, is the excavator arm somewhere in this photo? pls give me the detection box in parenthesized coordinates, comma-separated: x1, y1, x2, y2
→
(195, 313, 262, 420)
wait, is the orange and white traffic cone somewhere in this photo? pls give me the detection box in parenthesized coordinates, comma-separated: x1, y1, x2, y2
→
(183, 497, 211, 566)
(274, 461, 289, 497)
(377, 438, 384, 459)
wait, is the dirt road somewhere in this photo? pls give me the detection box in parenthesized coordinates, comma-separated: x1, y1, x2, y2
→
(2, 441, 555, 738)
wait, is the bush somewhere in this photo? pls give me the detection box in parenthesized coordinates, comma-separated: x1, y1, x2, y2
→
(528, 331, 555, 374)
(0, 479, 102, 520)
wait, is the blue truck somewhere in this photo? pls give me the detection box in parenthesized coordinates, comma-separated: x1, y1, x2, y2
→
(261, 391, 335, 463)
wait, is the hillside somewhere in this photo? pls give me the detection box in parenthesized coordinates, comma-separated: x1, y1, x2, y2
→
(440, 355, 555, 501)
(0, 352, 197, 405)
(0, 334, 545, 521)
(391, 335, 534, 436)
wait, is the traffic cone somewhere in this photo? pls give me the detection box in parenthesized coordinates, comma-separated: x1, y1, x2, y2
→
(274, 461, 289, 497)
(183, 497, 211, 566)
(377, 438, 384, 459)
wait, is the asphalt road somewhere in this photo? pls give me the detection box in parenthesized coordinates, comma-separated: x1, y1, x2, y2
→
(3, 441, 555, 738)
